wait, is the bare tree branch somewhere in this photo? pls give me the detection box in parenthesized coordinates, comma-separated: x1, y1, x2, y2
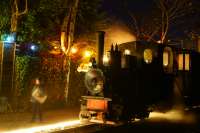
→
(17, 0, 28, 16)
(11, 0, 28, 32)
(61, 0, 79, 103)
(156, 0, 192, 43)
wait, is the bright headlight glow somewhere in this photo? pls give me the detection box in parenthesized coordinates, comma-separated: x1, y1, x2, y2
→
(4, 120, 80, 133)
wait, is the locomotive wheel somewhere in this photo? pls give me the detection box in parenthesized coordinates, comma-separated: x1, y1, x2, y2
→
(102, 112, 107, 124)
(95, 112, 107, 123)
(79, 110, 91, 123)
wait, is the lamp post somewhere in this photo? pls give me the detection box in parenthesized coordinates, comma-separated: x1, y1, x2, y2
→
(0, 33, 16, 97)
(0, 42, 4, 92)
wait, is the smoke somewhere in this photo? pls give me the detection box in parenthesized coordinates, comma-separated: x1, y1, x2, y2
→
(149, 109, 195, 123)
(149, 77, 196, 123)
(104, 22, 136, 52)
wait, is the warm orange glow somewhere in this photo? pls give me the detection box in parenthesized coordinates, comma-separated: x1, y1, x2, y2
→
(54, 46, 58, 49)
(149, 110, 195, 122)
(144, 49, 153, 64)
(103, 55, 109, 65)
(70, 47, 78, 54)
(84, 50, 92, 58)
(61, 32, 66, 52)
(185, 54, 190, 70)
(178, 54, 183, 70)
(104, 23, 136, 51)
(4, 120, 80, 133)
(87, 99, 108, 111)
(178, 53, 190, 71)
(163, 52, 169, 66)
(77, 63, 92, 72)
(157, 40, 162, 44)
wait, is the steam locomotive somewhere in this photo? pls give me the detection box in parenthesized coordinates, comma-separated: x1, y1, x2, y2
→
(79, 31, 200, 123)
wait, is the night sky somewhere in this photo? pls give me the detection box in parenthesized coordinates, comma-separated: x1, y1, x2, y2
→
(101, 0, 200, 40)
(102, 0, 155, 22)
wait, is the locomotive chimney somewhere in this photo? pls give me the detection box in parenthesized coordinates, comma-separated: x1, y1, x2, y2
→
(96, 31, 105, 68)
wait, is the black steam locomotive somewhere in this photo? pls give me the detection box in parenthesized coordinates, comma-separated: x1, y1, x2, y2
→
(79, 32, 200, 123)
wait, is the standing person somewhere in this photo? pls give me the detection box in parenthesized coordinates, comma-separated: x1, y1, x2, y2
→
(30, 77, 47, 122)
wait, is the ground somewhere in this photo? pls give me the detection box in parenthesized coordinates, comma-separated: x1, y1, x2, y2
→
(1, 106, 200, 133)
(0, 107, 80, 132)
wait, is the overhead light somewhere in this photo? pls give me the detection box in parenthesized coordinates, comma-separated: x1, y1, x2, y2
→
(1, 33, 16, 43)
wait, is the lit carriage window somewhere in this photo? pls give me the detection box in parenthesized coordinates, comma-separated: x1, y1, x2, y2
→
(185, 54, 190, 71)
(178, 53, 190, 71)
(124, 49, 131, 55)
(163, 51, 169, 66)
(163, 47, 173, 73)
(144, 49, 153, 64)
(178, 54, 183, 70)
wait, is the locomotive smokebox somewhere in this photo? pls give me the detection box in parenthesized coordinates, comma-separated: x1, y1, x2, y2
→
(96, 31, 105, 68)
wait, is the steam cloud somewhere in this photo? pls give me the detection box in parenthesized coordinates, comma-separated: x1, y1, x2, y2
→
(104, 22, 136, 52)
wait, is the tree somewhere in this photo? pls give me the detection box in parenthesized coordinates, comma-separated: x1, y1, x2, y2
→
(1, 0, 105, 106)
(123, 0, 194, 43)
(60, 0, 106, 104)
(156, 0, 193, 43)
(61, 0, 79, 104)
(11, 0, 28, 33)
(0, 0, 10, 34)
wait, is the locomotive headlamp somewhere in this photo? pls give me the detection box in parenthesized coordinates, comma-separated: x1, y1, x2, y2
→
(84, 68, 104, 95)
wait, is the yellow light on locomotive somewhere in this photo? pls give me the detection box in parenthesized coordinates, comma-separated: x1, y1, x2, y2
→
(103, 55, 109, 66)
(124, 49, 131, 55)
(77, 63, 91, 72)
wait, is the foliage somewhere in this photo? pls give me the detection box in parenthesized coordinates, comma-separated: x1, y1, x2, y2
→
(0, 0, 106, 108)
(75, 0, 106, 37)
(16, 0, 105, 45)
(0, 0, 11, 34)
(15, 56, 31, 96)
(39, 57, 66, 108)
(18, 0, 66, 43)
